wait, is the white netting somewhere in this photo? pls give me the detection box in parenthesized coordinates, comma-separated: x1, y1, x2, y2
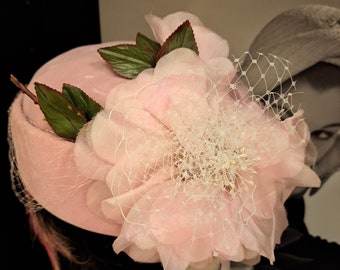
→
(236, 52, 298, 119)
(8, 122, 43, 212)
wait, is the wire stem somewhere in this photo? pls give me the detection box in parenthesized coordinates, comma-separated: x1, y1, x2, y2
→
(10, 74, 38, 104)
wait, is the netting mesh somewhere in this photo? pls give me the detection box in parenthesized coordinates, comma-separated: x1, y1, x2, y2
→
(8, 123, 43, 212)
(236, 52, 297, 120)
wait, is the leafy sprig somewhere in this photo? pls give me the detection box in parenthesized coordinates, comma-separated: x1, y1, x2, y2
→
(10, 75, 102, 141)
(98, 20, 198, 79)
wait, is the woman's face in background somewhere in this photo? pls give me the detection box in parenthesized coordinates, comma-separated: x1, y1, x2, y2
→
(293, 63, 340, 185)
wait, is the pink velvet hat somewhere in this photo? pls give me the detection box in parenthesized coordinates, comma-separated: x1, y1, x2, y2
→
(8, 11, 321, 270)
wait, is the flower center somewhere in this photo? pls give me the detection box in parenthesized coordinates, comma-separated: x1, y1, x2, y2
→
(169, 121, 257, 194)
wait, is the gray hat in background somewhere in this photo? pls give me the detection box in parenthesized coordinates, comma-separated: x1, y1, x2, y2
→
(241, 4, 340, 96)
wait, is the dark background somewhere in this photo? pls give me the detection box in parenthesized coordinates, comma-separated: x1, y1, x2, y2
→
(1, 1, 101, 268)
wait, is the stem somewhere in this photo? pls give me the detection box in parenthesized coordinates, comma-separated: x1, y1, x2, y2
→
(10, 74, 38, 104)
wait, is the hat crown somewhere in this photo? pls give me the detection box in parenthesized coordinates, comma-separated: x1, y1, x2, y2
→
(250, 4, 340, 53)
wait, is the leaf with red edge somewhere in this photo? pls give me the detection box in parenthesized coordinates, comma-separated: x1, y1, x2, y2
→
(157, 20, 199, 61)
(35, 82, 87, 140)
(98, 33, 161, 79)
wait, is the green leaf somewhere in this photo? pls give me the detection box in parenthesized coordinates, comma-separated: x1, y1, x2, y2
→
(35, 83, 87, 140)
(62, 84, 103, 121)
(157, 20, 199, 60)
(136, 32, 161, 58)
(97, 20, 199, 79)
(98, 41, 159, 79)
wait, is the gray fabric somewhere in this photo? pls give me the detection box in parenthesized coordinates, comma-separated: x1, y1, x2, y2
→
(242, 4, 340, 95)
